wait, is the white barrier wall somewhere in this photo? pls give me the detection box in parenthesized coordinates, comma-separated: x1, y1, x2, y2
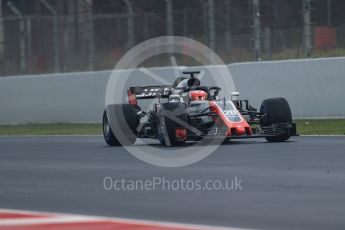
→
(0, 57, 344, 124)
(0, 70, 109, 124)
(0, 67, 184, 124)
(231, 57, 345, 118)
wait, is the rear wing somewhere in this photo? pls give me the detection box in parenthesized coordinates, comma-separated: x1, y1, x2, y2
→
(127, 85, 173, 104)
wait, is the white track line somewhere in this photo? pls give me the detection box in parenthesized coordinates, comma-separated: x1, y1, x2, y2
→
(0, 208, 253, 230)
(0, 216, 99, 226)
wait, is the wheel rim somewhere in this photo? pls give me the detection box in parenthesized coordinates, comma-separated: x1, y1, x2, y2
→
(103, 115, 110, 135)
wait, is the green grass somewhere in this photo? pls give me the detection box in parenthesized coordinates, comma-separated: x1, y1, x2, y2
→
(294, 119, 345, 135)
(0, 123, 102, 136)
(0, 120, 344, 136)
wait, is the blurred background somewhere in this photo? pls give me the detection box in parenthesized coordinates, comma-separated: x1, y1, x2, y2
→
(0, 0, 344, 76)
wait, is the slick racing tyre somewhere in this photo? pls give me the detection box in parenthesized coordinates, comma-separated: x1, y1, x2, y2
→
(103, 104, 139, 146)
(157, 103, 189, 146)
(260, 97, 292, 142)
(103, 110, 119, 146)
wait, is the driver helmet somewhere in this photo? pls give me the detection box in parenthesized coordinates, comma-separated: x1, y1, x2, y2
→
(189, 90, 208, 101)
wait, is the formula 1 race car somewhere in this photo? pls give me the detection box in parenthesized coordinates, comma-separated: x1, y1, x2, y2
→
(103, 71, 297, 146)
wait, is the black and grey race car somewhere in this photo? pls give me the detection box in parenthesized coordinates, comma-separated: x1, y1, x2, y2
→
(103, 71, 297, 146)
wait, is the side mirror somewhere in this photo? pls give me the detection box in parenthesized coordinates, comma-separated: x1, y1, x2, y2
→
(209, 87, 221, 101)
(231, 91, 240, 100)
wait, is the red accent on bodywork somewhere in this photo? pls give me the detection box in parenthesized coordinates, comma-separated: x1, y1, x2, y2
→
(209, 101, 252, 137)
(175, 128, 187, 140)
(127, 90, 137, 106)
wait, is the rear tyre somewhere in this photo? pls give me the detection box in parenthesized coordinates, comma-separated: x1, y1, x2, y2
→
(260, 98, 292, 142)
(158, 103, 188, 146)
(103, 104, 139, 146)
(103, 110, 120, 146)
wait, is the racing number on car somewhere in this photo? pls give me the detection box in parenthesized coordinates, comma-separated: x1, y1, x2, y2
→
(224, 110, 237, 116)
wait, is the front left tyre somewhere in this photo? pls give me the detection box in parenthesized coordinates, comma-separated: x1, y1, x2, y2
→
(260, 97, 292, 142)
(157, 103, 189, 146)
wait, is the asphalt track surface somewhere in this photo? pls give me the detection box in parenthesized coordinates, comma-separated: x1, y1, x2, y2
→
(0, 136, 345, 230)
